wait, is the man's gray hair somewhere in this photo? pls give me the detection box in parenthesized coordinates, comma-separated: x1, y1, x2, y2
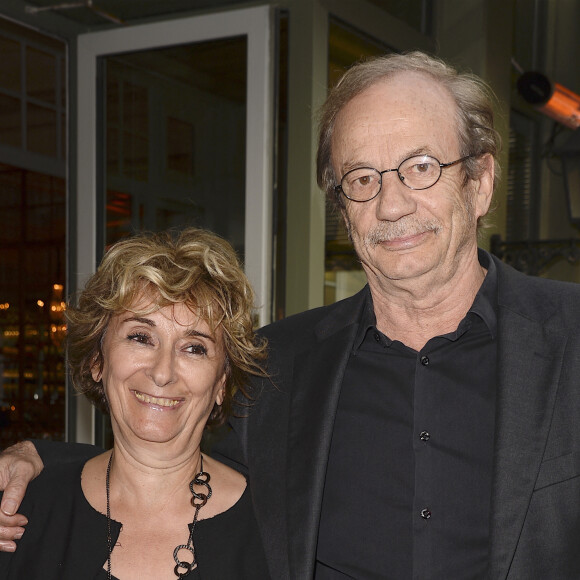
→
(317, 50, 502, 212)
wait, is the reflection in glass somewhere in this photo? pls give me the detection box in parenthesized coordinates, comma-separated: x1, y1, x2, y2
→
(0, 37, 20, 93)
(103, 36, 247, 257)
(0, 94, 21, 148)
(27, 104, 57, 157)
(27, 46, 57, 104)
(0, 18, 67, 447)
(0, 165, 66, 448)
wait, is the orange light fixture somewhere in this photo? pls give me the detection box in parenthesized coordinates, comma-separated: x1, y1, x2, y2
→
(517, 71, 580, 130)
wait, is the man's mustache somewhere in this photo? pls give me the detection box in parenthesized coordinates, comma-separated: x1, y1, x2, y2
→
(364, 218, 442, 246)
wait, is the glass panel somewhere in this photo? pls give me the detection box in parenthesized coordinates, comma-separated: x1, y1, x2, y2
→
(27, 46, 57, 104)
(0, 94, 22, 148)
(324, 21, 390, 305)
(367, 0, 433, 35)
(166, 117, 194, 176)
(103, 36, 247, 255)
(0, 17, 67, 448)
(27, 103, 57, 156)
(0, 164, 66, 448)
(0, 36, 21, 93)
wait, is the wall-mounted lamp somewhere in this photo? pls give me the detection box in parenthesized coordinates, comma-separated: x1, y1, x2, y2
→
(491, 66, 580, 275)
(517, 71, 580, 130)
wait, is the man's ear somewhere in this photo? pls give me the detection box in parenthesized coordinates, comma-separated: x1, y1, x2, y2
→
(473, 153, 495, 218)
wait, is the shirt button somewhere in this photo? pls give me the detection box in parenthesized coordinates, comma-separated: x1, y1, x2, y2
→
(420, 508, 431, 520)
(374, 332, 381, 342)
(420, 355, 429, 366)
(419, 431, 430, 441)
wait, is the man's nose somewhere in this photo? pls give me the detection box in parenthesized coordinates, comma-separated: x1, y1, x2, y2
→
(374, 173, 417, 221)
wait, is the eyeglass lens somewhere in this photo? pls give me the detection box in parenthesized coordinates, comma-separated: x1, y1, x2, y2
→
(341, 155, 443, 200)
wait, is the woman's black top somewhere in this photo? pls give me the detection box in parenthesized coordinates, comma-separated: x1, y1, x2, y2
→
(0, 458, 270, 579)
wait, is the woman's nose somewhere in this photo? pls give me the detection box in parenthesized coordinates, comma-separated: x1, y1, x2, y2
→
(147, 348, 176, 387)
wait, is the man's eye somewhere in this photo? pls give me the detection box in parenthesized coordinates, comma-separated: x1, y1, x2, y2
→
(412, 162, 435, 173)
(347, 172, 377, 188)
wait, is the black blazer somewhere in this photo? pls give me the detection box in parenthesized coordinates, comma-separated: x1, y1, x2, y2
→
(217, 254, 580, 579)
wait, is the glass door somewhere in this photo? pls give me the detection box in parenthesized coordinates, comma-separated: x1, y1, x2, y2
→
(74, 7, 274, 443)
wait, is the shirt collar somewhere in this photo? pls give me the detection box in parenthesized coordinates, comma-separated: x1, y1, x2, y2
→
(353, 249, 498, 351)
(353, 286, 379, 351)
(471, 248, 498, 339)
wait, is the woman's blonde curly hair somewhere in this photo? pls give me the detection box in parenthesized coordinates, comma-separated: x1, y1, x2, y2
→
(66, 227, 267, 428)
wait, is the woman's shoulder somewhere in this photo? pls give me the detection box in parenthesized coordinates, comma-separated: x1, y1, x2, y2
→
(198, 454, 246, 520)
(26, 455, 86, 499)
(193, 461, 270, 579)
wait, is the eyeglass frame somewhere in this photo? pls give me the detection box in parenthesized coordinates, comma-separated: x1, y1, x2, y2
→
(334, 154, 473, 203)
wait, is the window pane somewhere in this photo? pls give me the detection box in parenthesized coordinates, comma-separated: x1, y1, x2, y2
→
(103, 36, 247, 255)
(166, 117, 194, 176)
(0, 94, 21, 148)
(0, 36, 21, 93)
(27, 103, 57, 156)
(0, 165, 66, 448)
(367, 0, 433, 35)
(27, 46, 57, 104)
(0, 17, 67, 448)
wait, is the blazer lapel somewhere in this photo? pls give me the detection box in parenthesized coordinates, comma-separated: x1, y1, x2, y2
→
(285, 299, 364, 579)
(489, 305, 567, 579)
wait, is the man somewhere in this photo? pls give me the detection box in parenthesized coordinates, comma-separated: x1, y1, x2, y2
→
(1, 51, 580, 579)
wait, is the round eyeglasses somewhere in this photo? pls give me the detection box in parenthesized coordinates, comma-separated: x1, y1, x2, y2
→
(335, 154, 472, 202)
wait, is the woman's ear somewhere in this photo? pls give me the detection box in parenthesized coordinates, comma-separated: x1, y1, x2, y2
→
(215, 382, 226, 406)
(214, 370, 227, 406)
(90, 356, 102, 382)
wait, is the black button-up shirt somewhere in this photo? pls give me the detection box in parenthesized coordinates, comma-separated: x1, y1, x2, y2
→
(316, 251, 498, 579)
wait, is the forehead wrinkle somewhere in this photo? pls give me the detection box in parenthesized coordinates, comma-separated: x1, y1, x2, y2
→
(339, 157, 379, 174)
(339, 144, 436, 176)
(333, 74, 460, 159)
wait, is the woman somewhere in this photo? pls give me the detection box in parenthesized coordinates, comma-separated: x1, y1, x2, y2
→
(0, 228, 271, 579)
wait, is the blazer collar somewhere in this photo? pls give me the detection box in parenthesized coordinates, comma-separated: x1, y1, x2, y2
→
(285, 288, 368, 578)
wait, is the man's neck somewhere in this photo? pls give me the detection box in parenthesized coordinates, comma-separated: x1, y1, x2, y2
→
(368, 253, 487, 351)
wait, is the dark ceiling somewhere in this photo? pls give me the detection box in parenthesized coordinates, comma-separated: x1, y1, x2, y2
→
(19, 0, 250, 29)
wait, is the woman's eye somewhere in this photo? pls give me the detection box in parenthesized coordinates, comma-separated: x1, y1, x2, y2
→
(186, 344, 208, 356)
(127, 332, 151, 345)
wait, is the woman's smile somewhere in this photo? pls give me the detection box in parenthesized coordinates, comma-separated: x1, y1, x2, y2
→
(132, 389, 184, 409)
